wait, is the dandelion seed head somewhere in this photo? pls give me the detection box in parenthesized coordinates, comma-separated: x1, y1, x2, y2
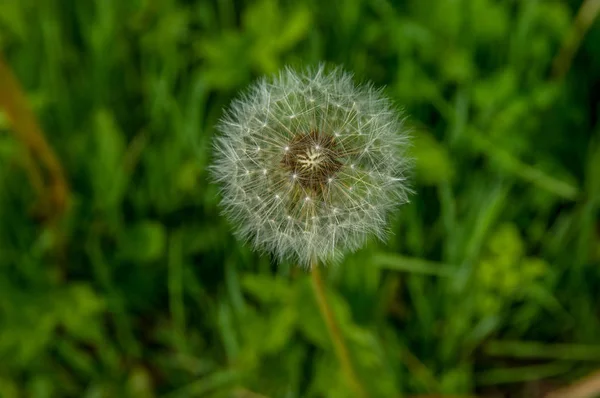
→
(210, 65, 412, 266)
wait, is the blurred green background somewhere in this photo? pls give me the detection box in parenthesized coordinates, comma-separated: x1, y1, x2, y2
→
(1, 0, 600, 397)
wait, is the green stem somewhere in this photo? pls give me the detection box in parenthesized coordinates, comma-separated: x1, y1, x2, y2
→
(310, 261, 369, 397)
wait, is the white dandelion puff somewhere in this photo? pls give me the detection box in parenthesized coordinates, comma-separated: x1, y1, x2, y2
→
(210, 65, 412, 267)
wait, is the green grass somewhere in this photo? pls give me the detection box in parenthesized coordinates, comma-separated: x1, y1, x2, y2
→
(1, 0, 599, 397)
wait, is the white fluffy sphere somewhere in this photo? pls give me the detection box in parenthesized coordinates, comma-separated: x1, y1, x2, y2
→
(211, 66, 412, 267)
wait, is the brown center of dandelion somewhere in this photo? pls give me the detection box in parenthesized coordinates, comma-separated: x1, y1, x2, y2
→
(281, 130, 342, 192)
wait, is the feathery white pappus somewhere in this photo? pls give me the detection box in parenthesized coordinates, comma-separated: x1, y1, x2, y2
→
(210, 65, 412, 267)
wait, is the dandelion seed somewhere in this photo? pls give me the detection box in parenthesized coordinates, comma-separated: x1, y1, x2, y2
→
(210, 65, 412, 266)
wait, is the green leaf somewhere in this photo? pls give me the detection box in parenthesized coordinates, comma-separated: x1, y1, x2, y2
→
(0, 2, 27, 41)
(241, 274, 292, 304)
(476, 362, 570, 385)
(89, 109, 127, 209)
(125, 366, 155, 398)
(411, 131, 455, 185)
(485, 340, 600, 361)
(262, 306, 297, 354)
(374, 253, 455, 276)
(585, 139, 600, 202)
(273, 5, 311, 51)
(119, 221, 166, 263)
(57, 284, 105, 339)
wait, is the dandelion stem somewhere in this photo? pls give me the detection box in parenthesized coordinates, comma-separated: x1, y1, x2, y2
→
(552, 0, 600, 79)
(0, 53, 69, 221)
(310, 260, 369, 397)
